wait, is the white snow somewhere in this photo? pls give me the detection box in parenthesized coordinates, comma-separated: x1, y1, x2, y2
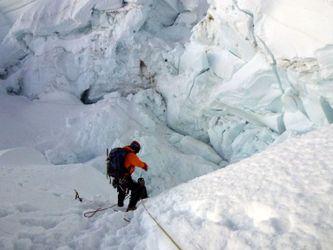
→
(0, 93, 222, 194)
(0, 147, 117, 249)
(123, 125, 333, 249)
(1, 0, 333, 249)
(254, 0, 333, 59)
(1, 125, 332, 249)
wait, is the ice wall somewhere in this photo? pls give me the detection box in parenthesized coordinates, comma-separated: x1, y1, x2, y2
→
(158, 0, 333, 162)
(0, 0, 207, 99)
(0, 0, 36, 42)
(1, 0, 333, 163)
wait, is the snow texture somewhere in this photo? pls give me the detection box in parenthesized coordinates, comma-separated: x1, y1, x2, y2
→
(119, 125, 333, 249)
(0, 125, 332, 249)
(0, 0, 333, 249)
(0, 93, 222, 195)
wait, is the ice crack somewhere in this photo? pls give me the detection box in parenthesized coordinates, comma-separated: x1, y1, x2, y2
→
(233, 0, 284, 94)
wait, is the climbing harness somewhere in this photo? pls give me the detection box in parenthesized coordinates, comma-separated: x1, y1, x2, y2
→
(141, 201, 182, 250)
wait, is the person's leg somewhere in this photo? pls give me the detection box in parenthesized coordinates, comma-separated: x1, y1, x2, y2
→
(127, 178, 148, 210)
(117, 185, 126, 207)
(117, 177, 129, 207)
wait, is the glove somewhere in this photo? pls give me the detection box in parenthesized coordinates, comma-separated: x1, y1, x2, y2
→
(143, 163, 148, 171)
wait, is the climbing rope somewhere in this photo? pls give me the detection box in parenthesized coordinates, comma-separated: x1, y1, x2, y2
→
(83, 196, 130, 218)
(84, 204, 118, 218)
(74, 189, 129, 218)
(75, 189, 182, 248)
(141, 201, 182, 250)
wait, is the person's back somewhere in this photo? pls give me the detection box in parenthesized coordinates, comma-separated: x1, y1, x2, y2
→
(123, 144, 148, 175)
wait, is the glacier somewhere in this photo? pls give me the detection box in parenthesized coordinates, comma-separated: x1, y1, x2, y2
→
(0, 0, 333, 249)
(1, 0, 333, 163)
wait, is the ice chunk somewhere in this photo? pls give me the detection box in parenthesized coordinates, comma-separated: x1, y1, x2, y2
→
(178, 135, 222, 164)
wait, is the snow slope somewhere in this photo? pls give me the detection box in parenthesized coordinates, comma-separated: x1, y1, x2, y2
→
(0, 147, 117, 249)
(1, 125, 332, 249)
(121, 125, 333, 249)
(0, 93, 223, 195)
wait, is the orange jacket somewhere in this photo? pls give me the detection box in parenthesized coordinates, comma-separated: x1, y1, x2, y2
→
(123, 146, 147, 175)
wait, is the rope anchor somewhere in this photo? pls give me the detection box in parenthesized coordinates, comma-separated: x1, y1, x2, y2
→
(74, 189, 83, 202)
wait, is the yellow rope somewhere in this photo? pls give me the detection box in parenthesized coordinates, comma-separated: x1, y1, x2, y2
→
(141, 202, 182, 250)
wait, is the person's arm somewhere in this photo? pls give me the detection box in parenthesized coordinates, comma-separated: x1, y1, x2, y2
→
(127, 153, 148, 170)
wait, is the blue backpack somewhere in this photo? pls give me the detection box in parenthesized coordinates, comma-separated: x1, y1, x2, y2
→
(106, 148, 130, 178)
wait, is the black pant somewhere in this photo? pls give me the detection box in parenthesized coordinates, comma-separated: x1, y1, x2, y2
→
(117, 176, 148, 209)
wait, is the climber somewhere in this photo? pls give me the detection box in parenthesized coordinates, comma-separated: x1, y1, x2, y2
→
(106, 141, 148, 211)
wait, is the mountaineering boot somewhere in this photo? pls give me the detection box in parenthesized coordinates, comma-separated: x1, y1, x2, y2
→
(114, 205, 127, 212)
(126, 206, 137, 212)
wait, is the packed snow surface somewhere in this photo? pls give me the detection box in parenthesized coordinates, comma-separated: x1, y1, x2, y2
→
(0, 93, 222, 195)
(1, 125, 332, 249)
(137, 125, 333, 249)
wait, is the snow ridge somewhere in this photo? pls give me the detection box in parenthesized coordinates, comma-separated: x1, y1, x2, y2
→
(124, 125, 333, 249)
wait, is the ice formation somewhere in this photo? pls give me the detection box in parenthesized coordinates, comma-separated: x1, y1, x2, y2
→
(1, 0, 333, 248)
(1, 0, 333, 164)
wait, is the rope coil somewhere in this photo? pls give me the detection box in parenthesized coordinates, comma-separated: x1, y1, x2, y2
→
(82, 193, 130, 218)
(84, 204, 117, 218)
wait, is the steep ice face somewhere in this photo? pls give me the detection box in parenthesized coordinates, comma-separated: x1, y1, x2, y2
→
(1, 0, 333, 164)
(0, 0, 207, 100)
(158, 0, 333, 162)
(0, 0, 37, 42)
